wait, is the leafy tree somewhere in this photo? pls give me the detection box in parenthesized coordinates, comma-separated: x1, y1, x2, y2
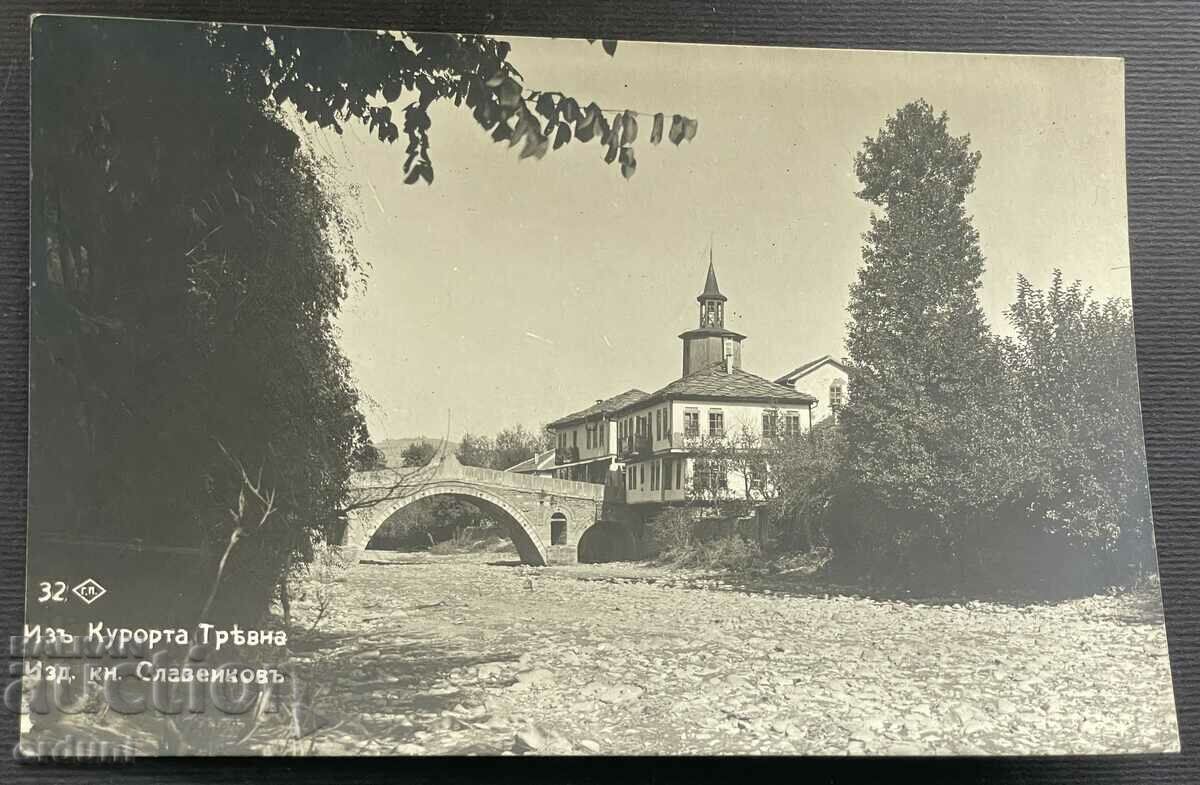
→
(400, 440, 438, 467)
(840, 99, 1021, 572)
(1004, 271, 1152, 578)
(769, 422, 848, 552)
(494, 424, 553, 471)
(455, 425, 550, 469)
(31, 17, 372, 624)
(354, 443, 388, 471)
(456, 433, 497, 468)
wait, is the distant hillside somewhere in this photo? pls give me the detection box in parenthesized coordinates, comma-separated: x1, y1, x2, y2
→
(374, 437, 449, 468)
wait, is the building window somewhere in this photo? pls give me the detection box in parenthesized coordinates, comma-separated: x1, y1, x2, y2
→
(684, 409, 700, 438)
(708, 409, 724, 438)
(550, 512, 568, 545)
(830, 379, 845, 411)
(784, 411, 802, 438)
(695, 459, 727, 492)
(651, 461, 659, 490)
(723, 337, 734, 358)
(663, 459, 672, 491)
(572, 430, 578, 447)
(676, 460, 682, 490)
(639, 464, 645, 487)
(762, 409, 778, 439)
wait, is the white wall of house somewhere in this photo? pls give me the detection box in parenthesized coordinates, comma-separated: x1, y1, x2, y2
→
(624, 454, 691, 504)
(617, 398, 814, 505)
(668, 399, 812, 441)
(616, 398, 812, 452)
(788, 363, 849, 424)
(552, 417, 616, 462)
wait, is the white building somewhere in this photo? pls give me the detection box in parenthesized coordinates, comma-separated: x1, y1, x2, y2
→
(542, 263, 832, 507)
(774, 355, 850, 424)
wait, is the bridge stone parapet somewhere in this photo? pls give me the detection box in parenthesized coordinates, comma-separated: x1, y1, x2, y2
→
(341, 450, 609, 567)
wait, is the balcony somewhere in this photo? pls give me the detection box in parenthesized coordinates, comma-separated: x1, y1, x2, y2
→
(555, 446, 579, 465)
(616, 435, 653, 461)
(669, 430, 704, 449)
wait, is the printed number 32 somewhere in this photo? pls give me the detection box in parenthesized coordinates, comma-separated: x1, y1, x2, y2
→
(37, 581, 67, 603)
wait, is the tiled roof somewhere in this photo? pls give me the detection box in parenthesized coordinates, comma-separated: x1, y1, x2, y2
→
(614, 365, 816, 413)
(546, 388, 650, 428)
(775, 354, 849, 385)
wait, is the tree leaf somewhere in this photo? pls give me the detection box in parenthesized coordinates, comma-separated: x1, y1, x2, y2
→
(650, 113, 664, 144)
(668, 114, 686, 145)
(495, 77, 523, 109)
(621, 112, 638, 145)
(519, 132, 549, 160)
(553, 122, 571, 149)
(619, 146, 637, 179)
(683, 117, 698, 142)
(510, 111, 535, 148)
(604, 135, 619, 164)
(559, 97, 580, 123)
(534, 92, 556, 119)
(602, 39, 618, 56)
(575, 102, 601, 142)
(598, 114, 614, 146)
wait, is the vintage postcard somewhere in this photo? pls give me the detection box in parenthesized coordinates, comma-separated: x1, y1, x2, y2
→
(22, 15, 1177, 757)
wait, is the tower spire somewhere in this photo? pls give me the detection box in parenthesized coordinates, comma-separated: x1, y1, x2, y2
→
(698, 260, 726, 303)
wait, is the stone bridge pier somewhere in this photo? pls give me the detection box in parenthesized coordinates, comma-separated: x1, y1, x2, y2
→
(339, 451, 610, 566)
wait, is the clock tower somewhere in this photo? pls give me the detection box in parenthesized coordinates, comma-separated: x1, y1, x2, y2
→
(679, 261, 746, 376)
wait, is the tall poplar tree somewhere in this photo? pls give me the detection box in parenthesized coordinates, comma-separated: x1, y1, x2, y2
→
(841, 100, 1017, 568)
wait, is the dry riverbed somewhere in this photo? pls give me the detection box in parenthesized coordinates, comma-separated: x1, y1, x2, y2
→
(263, 550, 1180, 756)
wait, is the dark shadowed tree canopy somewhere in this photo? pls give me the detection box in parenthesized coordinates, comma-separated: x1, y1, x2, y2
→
(840, 99, 1021, 565)
(400, 440, 438, 467)
(1005, 271, 1152, 573)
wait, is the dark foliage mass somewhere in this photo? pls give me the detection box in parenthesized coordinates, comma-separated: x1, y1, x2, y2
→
(31, 17, 375, 623)
(825, 100, 1151, 595)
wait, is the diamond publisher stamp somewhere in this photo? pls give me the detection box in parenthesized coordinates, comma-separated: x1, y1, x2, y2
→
(70, 579, 106, 605)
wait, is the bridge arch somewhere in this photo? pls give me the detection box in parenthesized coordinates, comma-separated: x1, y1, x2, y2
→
(346, 480, 550, 566)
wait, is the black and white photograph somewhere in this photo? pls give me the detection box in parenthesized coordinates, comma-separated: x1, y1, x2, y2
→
(20, 14, 1179, 758)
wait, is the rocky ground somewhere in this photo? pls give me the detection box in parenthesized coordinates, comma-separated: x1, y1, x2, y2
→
(261, 550, 1180, 756)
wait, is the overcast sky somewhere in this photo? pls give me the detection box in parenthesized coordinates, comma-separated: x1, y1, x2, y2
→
(310, 36, 1130, 442)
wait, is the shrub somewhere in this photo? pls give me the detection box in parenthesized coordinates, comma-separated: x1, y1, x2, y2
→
(700, 536, 761, 572)
(648, 506, 698, 555)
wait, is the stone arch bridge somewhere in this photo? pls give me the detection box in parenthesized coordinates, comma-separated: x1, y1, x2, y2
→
(340, 451, 626, 566)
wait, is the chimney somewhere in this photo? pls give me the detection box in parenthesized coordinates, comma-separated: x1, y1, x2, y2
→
(724, 355, 733, 374)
